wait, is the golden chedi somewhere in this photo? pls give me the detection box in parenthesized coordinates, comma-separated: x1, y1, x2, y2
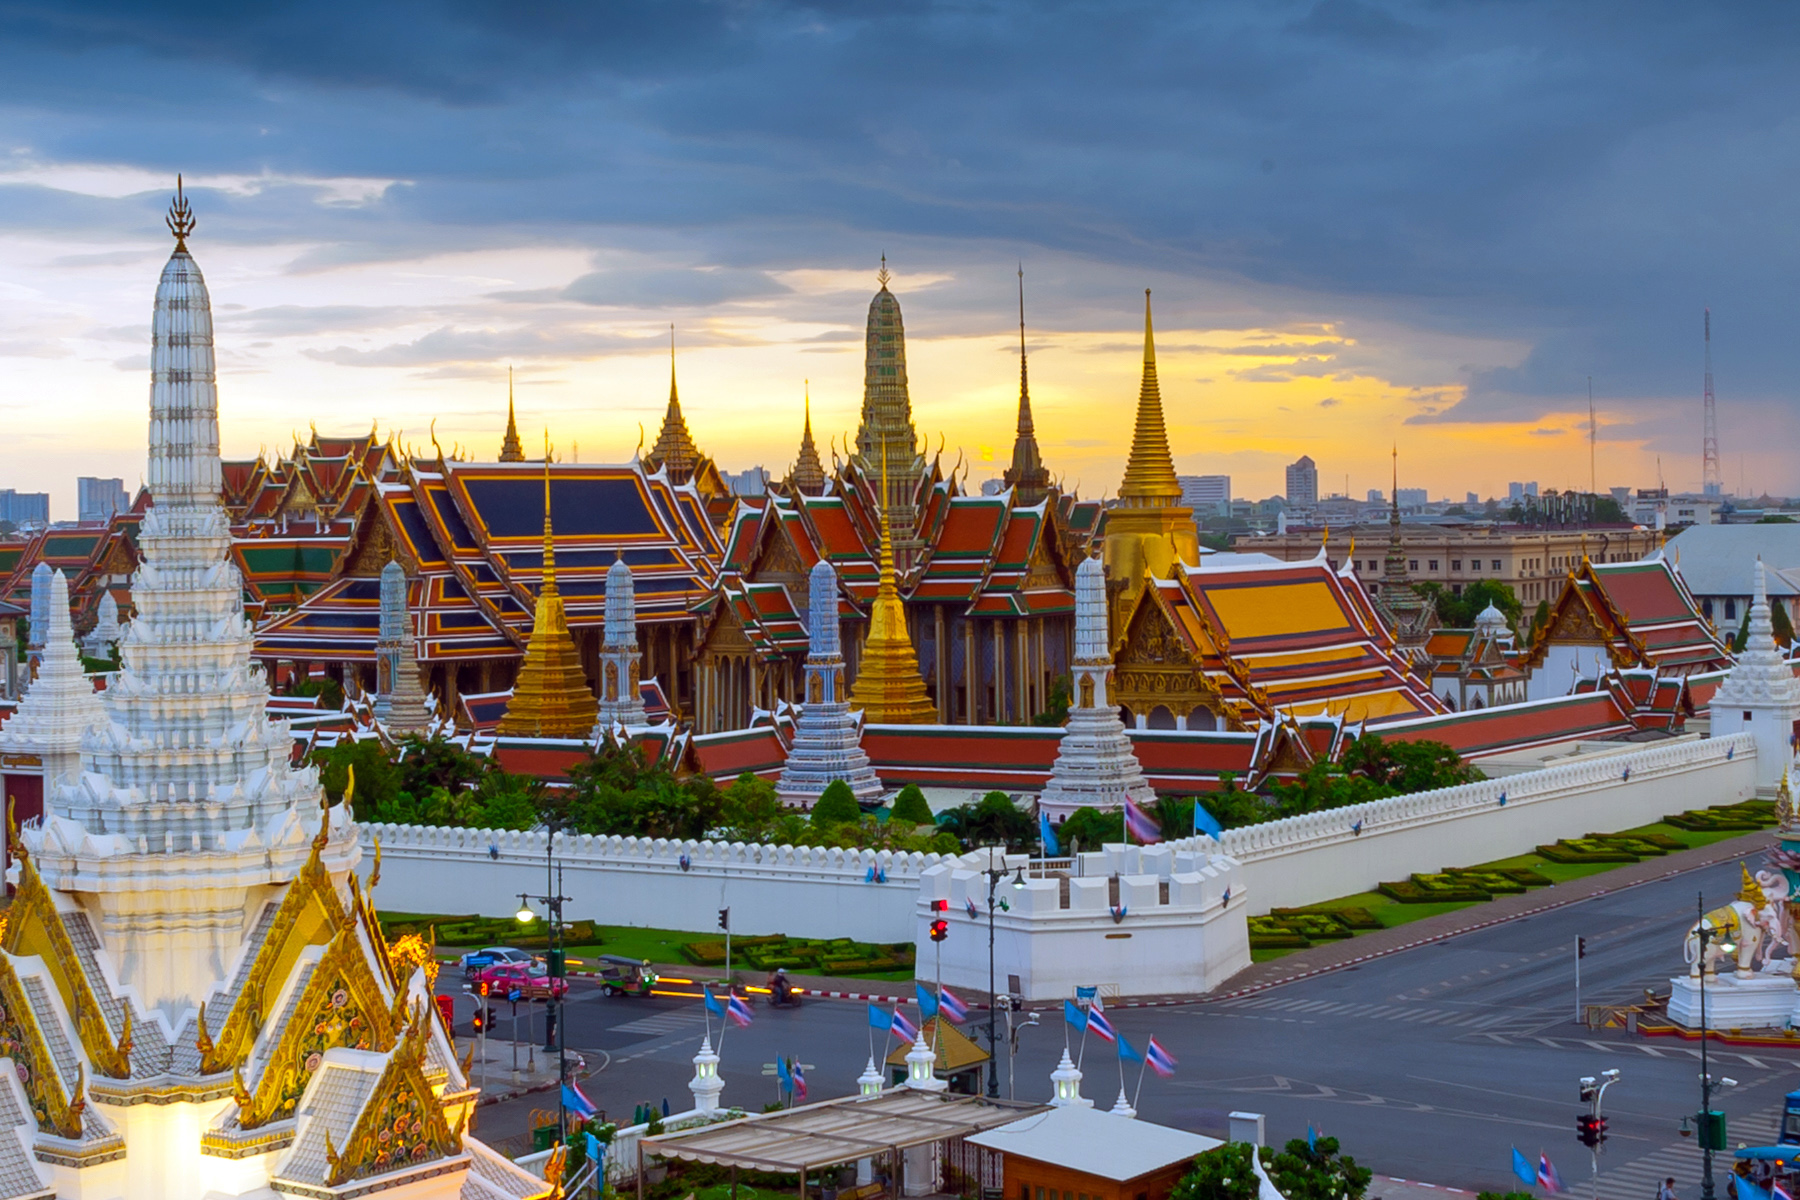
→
(499, 448, 599, 737)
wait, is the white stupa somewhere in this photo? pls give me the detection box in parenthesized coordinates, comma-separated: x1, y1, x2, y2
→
(0, 570, 106, 790)
(373, 558, 430, 733)
(594, 552, 648, 732)
(0, 184, 539, 1200)
(1037, 554, 1156, 822)
(83, 589, 122, 660)
(776, 558, 882, 807)
(26, 560, 50, 655)
(1711, 560, 1800, 794)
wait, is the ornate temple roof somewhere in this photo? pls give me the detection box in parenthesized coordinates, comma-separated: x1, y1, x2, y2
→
(1522, 555, 1731, 675)
(495, 464, 599, 738)
(645, 343, 705, 485)
(845, 468, 936, 724)
(1001, 269, 1051, 507)
(1116, 291, 1183, 507)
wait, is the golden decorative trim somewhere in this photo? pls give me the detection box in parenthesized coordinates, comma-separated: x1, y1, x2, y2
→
(0, 955, 86, 1138)
(237, 926, 396, 1130)
(200, 1122, 295, 1160)
(323, 1007, 461, 1188)
(1, 854, 132, 1079)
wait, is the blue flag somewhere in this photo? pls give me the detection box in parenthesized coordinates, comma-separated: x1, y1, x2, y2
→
(868, 1002, 893, 1031)
(1039, 810, 1061, 857)
(915, 983, 940, 1021)
(1118, 1033, 1144, 1063)
(704, 986, 725, 1018)
(1511, 1148, 1536, 1188)
(585, 1132, 603, 1167)
(1193, 802, 1223, 838)
(1307, 1124, 1317, 1152)
(776, 1056, 793, 1093)
(1063, 999, 1087, 1033)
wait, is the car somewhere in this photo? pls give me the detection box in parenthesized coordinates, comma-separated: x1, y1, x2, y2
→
(595, 954, 658, 998)
(460, 946, 545, 979)
(476, 962, 568, 1001)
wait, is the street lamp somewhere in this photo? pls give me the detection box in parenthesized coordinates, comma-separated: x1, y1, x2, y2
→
(977, 848, 1025, 1098)
(516, 813, 573, 1136)
(1692, 892, 1728, 1200)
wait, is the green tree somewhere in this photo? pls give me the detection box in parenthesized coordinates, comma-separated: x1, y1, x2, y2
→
(937, 791, 1034, 850)
(1340, 734, 1478, 793)
(310, 738, 404, 815)
(1775, 601, 1795, 647)
(889, 784, 934, 827)
(1416, 580, 1521, 629)
(558, 742, 723, 840)
(811, 780, 862, 827)
(394, 735, 486, 800)
(1531, 599, 1551, 636)
(1758, 515, 1796, 524)
(1056, 805, 1123, 851)
(1199, 774, 1278, 830)
(1172, 1143, 1261, 1200)
(1734, 610, 1751, 653)
(1259, 1136, 1371, 1200)
(1031, 675, 1072, 727)
(720, 773, 790, 842)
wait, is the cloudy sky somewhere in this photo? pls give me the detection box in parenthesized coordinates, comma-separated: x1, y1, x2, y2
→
(2, 0, 1797, 517)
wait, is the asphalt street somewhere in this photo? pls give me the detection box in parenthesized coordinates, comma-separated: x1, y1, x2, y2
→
(445, 856, 1790, 1196)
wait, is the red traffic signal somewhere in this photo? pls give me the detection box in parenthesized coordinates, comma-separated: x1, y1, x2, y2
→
(1576, 1115, 1600, 1147)
(931, 899, 948, 912)
(929, 918, 949, 943)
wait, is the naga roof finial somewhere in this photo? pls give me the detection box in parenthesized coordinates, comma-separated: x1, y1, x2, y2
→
(167, 175, 196, 252)
(877, 254, 890, 289)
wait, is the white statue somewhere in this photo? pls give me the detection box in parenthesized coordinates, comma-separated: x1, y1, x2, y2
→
(1685, 865, 1792, 978)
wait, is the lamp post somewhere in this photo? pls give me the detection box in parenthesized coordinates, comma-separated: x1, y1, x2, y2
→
(516, 814, 573, 1136)
(978, 846, 1027, 1099)
(1692, 891, 1725, 1200)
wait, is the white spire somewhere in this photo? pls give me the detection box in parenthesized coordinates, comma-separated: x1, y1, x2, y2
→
(0, 570, 105, 789)
(777, 557, 882, 806)
(689, 1034, 724, 1114)
(26, 560, 50, 650)
(594, 552, 648, 731)
(1715, 560, 1797, 706)
(808, 557, 841, 657)
(604, 553, 638, 649)
(24, 190, 340, 1019)
(1049, 1048, 1091, 1107)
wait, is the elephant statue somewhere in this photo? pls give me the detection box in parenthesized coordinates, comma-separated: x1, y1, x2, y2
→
(1685, 865, 1792, 978)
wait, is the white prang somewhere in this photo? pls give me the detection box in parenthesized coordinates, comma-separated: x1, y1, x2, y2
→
(1710, 560, 1800, 794)
(1038, 553, 1156, 822)
(83, 588, 123, 658)
(594, 552, 649, 731)
(374, 558, 430, 732)
(776, 558, 882, 807)
(24, 233, 349, 1019)
(26, 559, 50, 651)
(0, 570, 106, 790)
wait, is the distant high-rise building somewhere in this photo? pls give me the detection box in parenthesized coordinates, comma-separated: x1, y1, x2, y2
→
(1178, 474, 1231, 516)
(1396, 488, 1428, 508)
(1367, 489, 1384, 504)
(1465, 491, 1479, 506)
(77, 476, 129, 523)
(0, 490, 49, 527)
(1508, 481, 1539, 502)
(1285, 456, 1318, 507)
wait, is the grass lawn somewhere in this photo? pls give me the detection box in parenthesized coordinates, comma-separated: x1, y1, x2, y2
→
(1247, 808, 1775, 963)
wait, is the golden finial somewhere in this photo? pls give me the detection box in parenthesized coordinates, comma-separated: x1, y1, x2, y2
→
(1741, 861, 1768, 908)
(167, 175, 196, 251)
(118, 1007, 132, 1065)
(542, 429, 556, 584)
(196, 1001, 215, 1060)
(669, 324, 678, 403)
(232, 1061, 253, 1110)
(1348, 534, 1356, 557)
(368, 836, 382, 891)
(6, 795, 24, 864)
(877, 254, 890, 289)
(1777, 769, 1794, 831)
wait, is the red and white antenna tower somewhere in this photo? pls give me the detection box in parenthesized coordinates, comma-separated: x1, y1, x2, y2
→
(1702, 308, 1722, 497)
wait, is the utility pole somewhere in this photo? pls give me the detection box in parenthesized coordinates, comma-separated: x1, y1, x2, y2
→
(1575, 936, 1586, 1023)
(1702, 309, 1722, 498)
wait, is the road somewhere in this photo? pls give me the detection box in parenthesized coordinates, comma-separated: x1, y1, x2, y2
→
(443, 855, 1789, 1196)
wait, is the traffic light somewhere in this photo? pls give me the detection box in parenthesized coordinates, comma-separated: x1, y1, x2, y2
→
(929, 918, 949, 943)
(1576, 1115, 1599, 1147)
(472, 1005, 488, 1033)
(1596, 1116, 1609, 1145)
(547, 949, 565, 978)
(718, 908, 730, 932)
(478, 980, 490, 997)
(1578, 937, 1588, 959)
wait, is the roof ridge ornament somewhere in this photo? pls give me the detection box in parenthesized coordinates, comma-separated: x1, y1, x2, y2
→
(167, 175, 196, 252)
(877, 254, 890, 289)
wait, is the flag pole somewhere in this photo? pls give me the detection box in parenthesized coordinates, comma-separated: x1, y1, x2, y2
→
(1133, 1051, 1149, 1110)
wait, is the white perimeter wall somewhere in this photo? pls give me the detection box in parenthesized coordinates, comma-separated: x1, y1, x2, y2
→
(362, 734, 1756, 981)
(361, 824, 952, 945)
(1207, 732, 1756, 914)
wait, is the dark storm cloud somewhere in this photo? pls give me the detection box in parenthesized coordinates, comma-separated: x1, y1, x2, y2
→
(3, 0, 1799, 445)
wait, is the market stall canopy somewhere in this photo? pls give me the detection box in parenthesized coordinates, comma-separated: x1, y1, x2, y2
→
(641, 1090, 1043, 1171)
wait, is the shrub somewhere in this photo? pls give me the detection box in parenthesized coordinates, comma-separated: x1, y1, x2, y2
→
(1172, 1142, 1261, 1200)
(811, 781, 863, 827)
(890, 785, 934, 827)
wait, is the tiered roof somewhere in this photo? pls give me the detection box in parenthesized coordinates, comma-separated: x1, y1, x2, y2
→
(1121, 555, 1446, 726)
(256, 456, 724, 665)
(1523, 555, 1732, 675)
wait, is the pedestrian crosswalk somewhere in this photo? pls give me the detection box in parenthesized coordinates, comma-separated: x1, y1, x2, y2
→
(610, 1010, 702, 1038)
(1207, 994, 1555, 1035)
(1594, 1112, 1779, 1200)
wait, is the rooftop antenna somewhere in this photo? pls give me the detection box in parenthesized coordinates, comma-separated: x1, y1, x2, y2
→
(1587, 376, 1596, 495)
(1702, 308, 1722, 497)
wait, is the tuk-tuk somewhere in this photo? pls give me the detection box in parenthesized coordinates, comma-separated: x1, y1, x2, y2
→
(597, 955, 657, 997)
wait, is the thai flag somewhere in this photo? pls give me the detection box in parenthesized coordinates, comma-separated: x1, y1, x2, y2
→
(891, 1006, 920, 1043)
(563, 1082, 598, 1119)
(1085, 1007, 1117, 1044)
(1537, 1152, 1564, 1194)
(727, 993, 754, 1028)
(1145, 1037, 1177, 1078)
(965, 896, 979, 918)
(939, 988, 970, 1024)
(790, 1059, 808, 1101)
(1125, 798, 1161, 845)
(1771, 1181, 1792, 1200)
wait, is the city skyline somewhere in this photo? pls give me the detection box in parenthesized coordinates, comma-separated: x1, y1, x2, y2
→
(6, 3, 1800, 512)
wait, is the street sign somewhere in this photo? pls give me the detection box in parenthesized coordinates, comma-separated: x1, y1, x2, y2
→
(508, 988, 522, 1003)
(761, 1062, 816, 1075)
(466, 953, 495, 968)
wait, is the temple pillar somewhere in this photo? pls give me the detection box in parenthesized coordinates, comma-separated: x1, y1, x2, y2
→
(993, 620, 1005, 723)
(934, 606, 948, 721)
